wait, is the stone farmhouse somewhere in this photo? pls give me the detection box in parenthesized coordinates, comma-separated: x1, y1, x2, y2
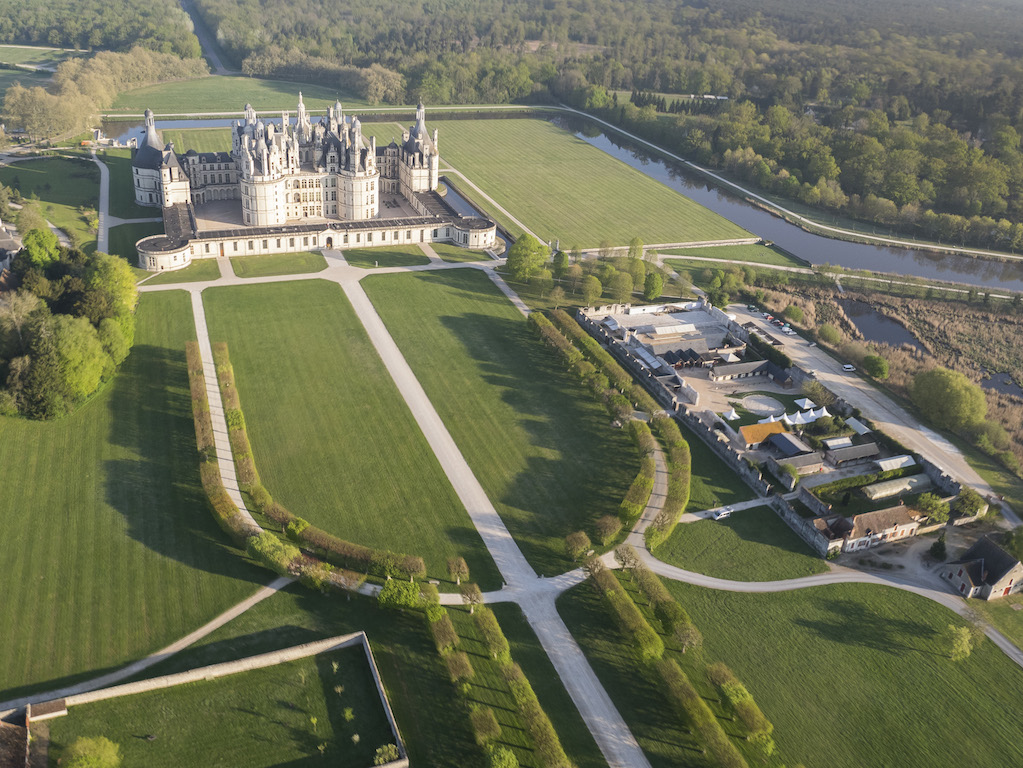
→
(944, 536, 1023, 600)
(131, 97, 497, 271)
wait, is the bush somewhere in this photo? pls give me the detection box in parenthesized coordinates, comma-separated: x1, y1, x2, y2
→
(707, 662, 774, 749)
(445, 651, 475, 683)
(952, 487, 986, 518)
(565, 530, 592, 560)
(817, 323, 842, 345)
(469, 706, 502, 745)
(633, 564, 673, 606)
(646, 414, 692, 548)
(373, 744, 400, 765)
(783, 304, 804, 323)
(63, 736, 122, 768)
(930, 533, 947, 561)
(475, 607, 511, 663)
(655, 659, 749, 768)
(594, 514, 623, 546)
(286, 517, 310, 540)
(429, 614, 459, 653)
(377, 579, 422, 610)
(915, 493, 950, 524)
(502, 664, 573, 768)
(487, 745, 519, 768)
(862, 354, 889, 379)
(246, 531, 300, 576)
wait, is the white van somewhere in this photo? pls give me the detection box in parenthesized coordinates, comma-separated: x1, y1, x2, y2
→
(712, 506, 733, 520)
(842, 364, 856, 372)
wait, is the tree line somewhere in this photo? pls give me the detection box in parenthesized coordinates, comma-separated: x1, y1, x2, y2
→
(0, 0, 200, 58)
(0, 232, 139, 418)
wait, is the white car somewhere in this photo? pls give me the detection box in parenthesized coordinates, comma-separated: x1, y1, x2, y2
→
(842, 364, 856, 372)
(712, 506, 733, 520)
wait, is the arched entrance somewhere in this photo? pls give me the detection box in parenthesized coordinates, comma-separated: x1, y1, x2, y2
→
(325, 237, 333, 248)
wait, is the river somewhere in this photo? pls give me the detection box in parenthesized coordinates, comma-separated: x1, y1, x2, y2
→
(103, 114, 1023, 291)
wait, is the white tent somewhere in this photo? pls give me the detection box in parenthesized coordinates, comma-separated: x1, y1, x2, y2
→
(758, 415, 778, 424)
(810, 406, 831, 419)
(722, 408, 740, 421)
(780, 413, 794, 426)
(791, 411, 811, 425)
(795, 398, 816, 410)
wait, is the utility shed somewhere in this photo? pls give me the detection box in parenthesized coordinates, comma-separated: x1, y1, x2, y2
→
(876, 455, 917, 472)
(768, 431, 814, 458)
(825, 442, 879, 465)
(862, 474, 932, 501)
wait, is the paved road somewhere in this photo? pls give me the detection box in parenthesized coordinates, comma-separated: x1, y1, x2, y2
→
(90, 150, 110, 254)
(178, 0, 234, 74)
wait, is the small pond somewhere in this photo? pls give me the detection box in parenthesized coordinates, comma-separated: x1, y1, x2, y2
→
(839, 300, 925, 352)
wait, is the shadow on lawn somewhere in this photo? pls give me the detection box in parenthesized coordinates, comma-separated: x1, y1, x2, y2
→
(720, 508, 819, 558)
(103, 343, 262, 583)
(793, 598, 941, 656)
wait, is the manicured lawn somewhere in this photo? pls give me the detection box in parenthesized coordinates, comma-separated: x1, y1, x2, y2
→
(161, 127, 232, 154)
(0, 45, 82, 68)
(47, 644, 391, 767)
(108, 221, 163, 262)
(99, 149, 157, 219)
(126, 585, 482, 767)
(230, 251, 327, 277)
(973, 597, 1023, 653)
(364, 268, 639, 576)
(143, 258, 222, 285)
(663, 581, 1023, 768)
(0, 291, 263, 701)
(490, 604, 606, 768)
(203, 281, 500, 589)
(342, 245, 430, 269)
(0, 156, 98, 251)
(434, 119, 750, 248)
(653, 505, 828, 580)
(682, 421, 756, 511)
(430, 242, 491, 263)
(661, 244, 804, 268)
(727, 389, 803, 416)
(109, 76, 372, 114)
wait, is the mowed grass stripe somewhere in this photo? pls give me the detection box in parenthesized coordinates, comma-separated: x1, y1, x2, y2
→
(435, 118, 750, 248)
(0, 291, 263, 699)
(363, 268, 639, 575)
(202, 280, 500, 589)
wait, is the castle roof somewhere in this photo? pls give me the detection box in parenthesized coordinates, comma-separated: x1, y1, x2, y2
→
(133, 108, 165, 170)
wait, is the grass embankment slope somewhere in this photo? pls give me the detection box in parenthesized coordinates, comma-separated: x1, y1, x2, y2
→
(662, 243, 804, 268)
(160, 128, 232, 154)
(0, 156, 98, 251)
(653, 505, 828, 581)
(47, 643, 391, 767)
(109, 221, 163, 263)
(342, 245, 430, 269)
(0, 291, 263, 700)
(434, 118, 750, 247)
(230, 251, 326, 277)
(108, 76, 373, 114)
(430, 242, 491, 263)
(364, 268, 639, 576)
(203, 280, 500, 589)
(143, 259, 221, 285)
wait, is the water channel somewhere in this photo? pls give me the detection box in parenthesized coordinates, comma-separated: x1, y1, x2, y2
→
(103, 114, 1023, 291)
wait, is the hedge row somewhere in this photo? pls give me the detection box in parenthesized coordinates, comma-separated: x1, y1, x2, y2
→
(245, 530, 301, 576)
(747, 332, 792, 370)
(619, 420, 658, 521)
(707, 663, 775, 753)
(629, 561, 701, 651)
(654, 658, 749, 768)
(474, 606, 512, 664)
(502, 663, 574, 768)
(211, 342, 260, 492)
(590, 564, 664, 662)
(646, 414, 693, 548)
(209, 343, 425, 582)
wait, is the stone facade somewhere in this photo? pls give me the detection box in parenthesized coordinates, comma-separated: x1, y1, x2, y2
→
(132, 97, 494, 271)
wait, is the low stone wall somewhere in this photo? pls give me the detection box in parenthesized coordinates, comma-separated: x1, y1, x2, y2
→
(674, 407, 771, 496)
(46, 633, 409, 768)
(920, 457, 963, 497)
(798, 486, 834, 516)
(770, 496, 831, 557)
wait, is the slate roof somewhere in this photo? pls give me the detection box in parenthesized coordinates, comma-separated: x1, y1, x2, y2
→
(952, 536, 1021, 586)
(768, 431, 814, 458)
(826, 442, 880, 462)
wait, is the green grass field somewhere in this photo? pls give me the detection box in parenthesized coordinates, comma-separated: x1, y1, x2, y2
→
(663, 581, 1023, 768)
(0, 156, 98, 251)
(99, 149, 157, 219)
(203, 281, 500, 589)
(973, 596, 1023, 652)
(109, 76, 372, 114)
(434, 119, 750, 248)
(682, 422, 756, 511)
(653, 505, 828, 580)
(47, 644, 391, 767)
(342, 245, 430, 269)
(0, 68, 51, 107)
(143, 258, 221, 285)
(230, 251, 327, 277)
(0, 45, 82, 68)
(490, 604, 606, 768)
(125, 585, 480, 767)
(430, 242, 491, 263)
(662, 244, 804, 268)
(364, 268, 639, 575)
(108, 221, 163, 262)
(161, 128, 232, 154)
(0, 291, 263, 700)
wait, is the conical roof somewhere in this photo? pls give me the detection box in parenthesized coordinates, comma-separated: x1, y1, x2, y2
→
(133, 108, 165, 170)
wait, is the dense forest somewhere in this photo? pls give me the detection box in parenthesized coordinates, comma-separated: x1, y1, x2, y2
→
(189, 0, 1023, 249)
(0, 0, 200, 58)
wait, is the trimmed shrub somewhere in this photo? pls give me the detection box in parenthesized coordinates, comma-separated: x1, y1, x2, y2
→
(646, 414, 692, 548)
(378, 579, 422, 610)
(590, 568, 664, 662)
(565, 530, 592, 560)
(286, 517, 310, 540)
(707, 663, 775, 753)
(430, 613, 459, 654)
(549, 309, 633, 392)
(246, 531, 300, 576)
(445, 651, 475, 684)
(469, 706, 501, 746)
(595, 514, 623, 546)
(633, 564, 673, 606)
(487, 745, 519, 768)
(502, 664, 573, 768)
(474, 607, 511, 664)
(655, 659, 749, 768)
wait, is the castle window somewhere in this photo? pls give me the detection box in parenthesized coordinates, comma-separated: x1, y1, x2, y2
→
(407, 230, 412, 239)
(367, 233, 373, 243)
(303, 237, 309, 246)
(276, 239, 281, 247)
(343, 234, 349, 244)
(394, 231, 399, 240)
(289, 238, 295, 246)
(262, 240, 268, 249)
(356, 234, 360, 243)
(248, 240, 254, 250)
(233, 242, 239, 251)
(204, 244, 210, 253)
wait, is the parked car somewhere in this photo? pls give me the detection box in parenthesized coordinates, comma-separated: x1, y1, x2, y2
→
(712, 506, 733, 520)
(842, 364, 856, 372)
